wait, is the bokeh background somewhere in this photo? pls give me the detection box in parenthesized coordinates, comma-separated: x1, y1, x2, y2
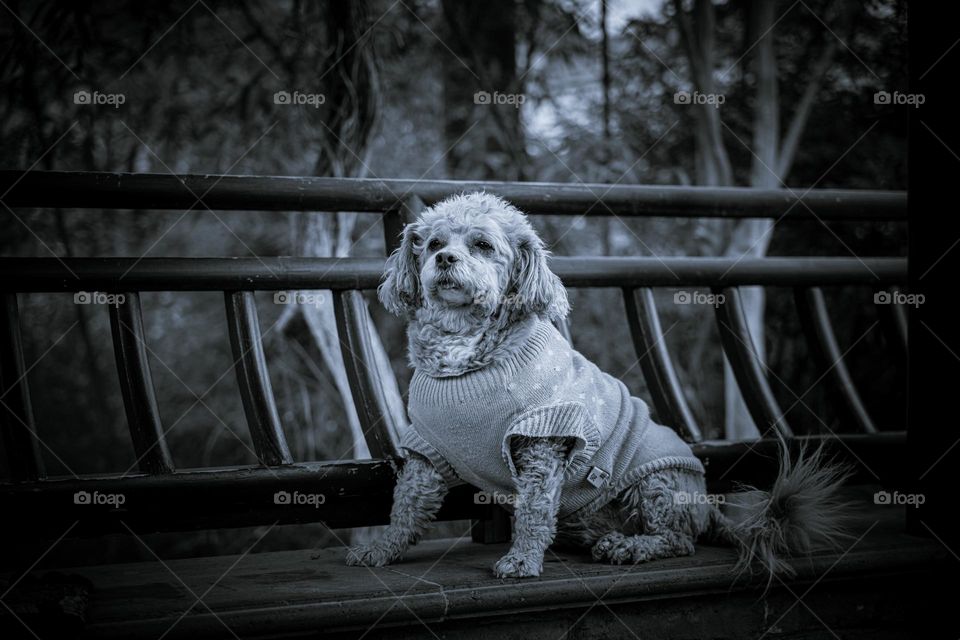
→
(1, 0, 907, 563)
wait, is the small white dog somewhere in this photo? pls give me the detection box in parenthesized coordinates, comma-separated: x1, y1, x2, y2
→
(347, 192, 849, 579)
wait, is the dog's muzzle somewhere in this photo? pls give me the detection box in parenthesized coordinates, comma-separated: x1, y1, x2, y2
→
(435, 251, 459, 268)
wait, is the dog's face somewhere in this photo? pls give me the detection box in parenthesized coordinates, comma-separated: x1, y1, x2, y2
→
(379, 193, 569, 322)
(417, 212, 512, 308)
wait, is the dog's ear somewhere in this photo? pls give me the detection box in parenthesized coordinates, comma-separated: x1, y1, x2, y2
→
(511, 226, 570, 321)
(379, 223, 422, 316)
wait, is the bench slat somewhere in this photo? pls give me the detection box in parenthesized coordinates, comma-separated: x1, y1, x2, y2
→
(714, 287, 793, 437)
(795, 287, 878, 434)
(0, 293, 45, 481)
(0, 433, 906, 539)
(0, 170, 908, 220)
(108, 292, 175, 474)
(224, 291, 292, 466)
(623, 287, 703, 442)
(0, 257, 909, 292)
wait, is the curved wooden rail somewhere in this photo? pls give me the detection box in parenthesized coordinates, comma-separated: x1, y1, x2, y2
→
(876, 286, 909, 367)
(623, 287, 702, 442)
(224, 291, 292, 466)
(553, 317, 573, 344)
(334, 290, 402, 459)
(795, 287, 877, 434)
(0, 293, 45, 481)
(713, 287, 793, 438)
(108, 292, 175, 474)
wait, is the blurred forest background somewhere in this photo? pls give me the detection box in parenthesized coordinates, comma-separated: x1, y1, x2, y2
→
(1, 0, 907, 562)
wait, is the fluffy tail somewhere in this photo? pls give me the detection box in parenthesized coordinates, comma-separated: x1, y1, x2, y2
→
(708, 443, 854, 583)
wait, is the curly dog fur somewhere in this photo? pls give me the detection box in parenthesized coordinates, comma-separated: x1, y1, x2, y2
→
(346, 452, 447, 567)
(348, 192, 850, 579)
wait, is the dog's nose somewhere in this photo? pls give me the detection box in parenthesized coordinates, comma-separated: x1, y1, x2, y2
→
(435, 251, 458, 267)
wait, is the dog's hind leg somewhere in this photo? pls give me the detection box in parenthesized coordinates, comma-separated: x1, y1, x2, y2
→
(591, 530, 695, 564)
(555, 503, 627, 551)
(591, 469, 707, 565)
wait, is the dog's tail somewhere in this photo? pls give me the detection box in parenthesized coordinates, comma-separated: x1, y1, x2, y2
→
(706, 442, 853, 584)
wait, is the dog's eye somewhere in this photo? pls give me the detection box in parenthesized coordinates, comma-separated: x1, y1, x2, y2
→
(474, 239, 493, 252)
(428, 239, 443, 252)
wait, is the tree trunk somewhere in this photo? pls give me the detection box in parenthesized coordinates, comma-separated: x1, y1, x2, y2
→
(721, 0, 780, 439)
(674, 0, 734, 190)
(285, 0, 390, 461)
(442, 0, 525, 180)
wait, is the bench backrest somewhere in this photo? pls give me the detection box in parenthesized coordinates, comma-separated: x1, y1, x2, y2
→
(0, 171, 908, 539)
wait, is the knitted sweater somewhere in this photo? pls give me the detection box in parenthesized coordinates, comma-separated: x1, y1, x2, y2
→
(399, 320, 705, 518)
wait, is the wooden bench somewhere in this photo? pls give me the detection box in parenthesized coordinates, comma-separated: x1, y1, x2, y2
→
(0, 171, 944, 639)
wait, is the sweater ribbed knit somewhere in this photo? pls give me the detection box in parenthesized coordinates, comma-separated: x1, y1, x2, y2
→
(400, 320, 705, 517)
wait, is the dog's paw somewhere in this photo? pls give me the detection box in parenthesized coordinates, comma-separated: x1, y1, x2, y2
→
(493, 551, 543, 578)
(345, 542, 400, 567)
(591, 532, 632, 564)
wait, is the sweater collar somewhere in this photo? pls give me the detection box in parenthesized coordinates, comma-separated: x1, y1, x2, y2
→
(409, 320, 559, 405)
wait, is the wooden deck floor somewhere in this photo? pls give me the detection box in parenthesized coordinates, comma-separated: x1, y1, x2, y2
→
(3, 489, 951, 639)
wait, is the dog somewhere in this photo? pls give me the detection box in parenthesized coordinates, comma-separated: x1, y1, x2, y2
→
(346, 192, 850, 579)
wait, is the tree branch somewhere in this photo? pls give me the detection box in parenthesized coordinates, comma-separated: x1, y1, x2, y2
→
(777, 39, 837, 179)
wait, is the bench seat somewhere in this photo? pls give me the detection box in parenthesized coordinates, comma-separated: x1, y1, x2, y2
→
(8, 487, 944, 640)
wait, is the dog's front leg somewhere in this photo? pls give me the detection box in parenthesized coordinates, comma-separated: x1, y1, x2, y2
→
(346, 452, 447, 567)
(494, 437, 568, 578)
